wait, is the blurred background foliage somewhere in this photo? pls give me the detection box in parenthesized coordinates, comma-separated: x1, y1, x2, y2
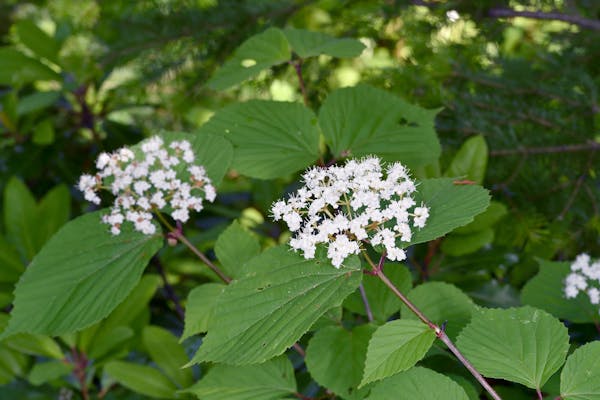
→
(0, 0, 599, 398)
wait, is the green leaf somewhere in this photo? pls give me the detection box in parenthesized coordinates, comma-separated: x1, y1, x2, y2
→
(521, 259, 598, 323)
(3, 177, 38, 260)
(282, 28, 365, 58)
(183, 357, 296, 400)
(181, 283, 224, 341)
(560, 342, 600, 399)
(191, 246, 362, 365)
(87, 326, 134, 360)
(361, 320, 436, 386)
(0, 48, 61, 86)
(410, 178, 491, 246)
(444, 135, 488, 184)
(0, 345, 27, 384)
(344, 264, 412, 323)
(319, 84, 440, 168)
(14, 20, 61, 65)
(305, 325, 375, 399)
(16, 91, 61, 116)
(208, 27, 291, 90)
(453, 201, 507, 234)
(0, 237, 25, 284)
(0, 210, 163, 338)
(198, 100, 320, 179)
(104, 361, 177, 399)
(401, 282, 476, 340)
(28, 361, 72, 386)
(142, 326, 193, 388)
(156, 132, 233, 186)
(215, 220, 260, 279)
(441, 228, 494, 256)
(3, 333, 63, 359)
(456, 306, 569, 390)
(35, 183, 70, 249)
(32, 118, 55, 145)
(368, 367, 469, 400)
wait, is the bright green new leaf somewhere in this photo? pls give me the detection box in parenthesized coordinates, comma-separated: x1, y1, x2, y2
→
(444, 135, 488, 184)
(32, 118, 55, 145)
(361, 320, 436, 386)
(441, 228, 494, 256)
(28, 361, 72, 386)
(368, 367, 469, 400)
(0, 48, 61, 85)
(3, 177, 38, 260)
(283, 28, 365, 58)
(15, 20, 61, 65)
(104, 361, 177, 399)
(0, 211, 163, 338)
(453, 201, 507, 234)
(521, 259, 598, 323)
(3, 333, 63, 359)
(142, 326, 193, 388)
(181, 283, 224, 341)
(319, 84, 441, 168)
(215, 220, 260, 278)
(410, 178, 491, 246)
(198, 100, 320, 179)
(208, 27, 291, 90)
(183, 357, 296, 400)
(305, 325, 375, 399)
(344, 264, 412, 323)
(560, 341, 600, 399)
(401, 282, 476, 340)
(191, 246, 362, 365)
(456, 306, 569, 390)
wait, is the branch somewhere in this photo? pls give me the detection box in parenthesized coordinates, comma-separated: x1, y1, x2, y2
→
(490, 141, 600, 156)
(487, 7, 600, 31)
(152, 257, 186, 321)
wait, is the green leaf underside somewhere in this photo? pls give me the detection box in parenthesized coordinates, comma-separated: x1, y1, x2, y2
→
(198, 100, 320, 179)
(142, 326, 193, 388)
(283, 28, 365, 58)
(361, 320, 436, 386)
(215, 220, 260, 279)
(208, 27, 291, 90)
(319, 84, 441, 168)
(560, 342, 600, 399)
(444, 135, 488, 185)
(344, 264, 412, 323)
(401, 282, 476, 340)
(192, 246, 362, 365)
(410, 178, 491, 246)
(367, 367, 469, 400)
(104, 361, 177, 398)
(183, 357, 296, 400)
(305, 325, 376, 399)
(0, 210, 162, 338)
(181, 283, 225, 341)
(456, 306, 569, 389)
(521, 259, 599, 323)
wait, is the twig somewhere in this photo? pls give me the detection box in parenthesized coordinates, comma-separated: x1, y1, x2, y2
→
(71, 348, 89, 400)
(375, 267, 502, 400)
(358, 283, 374, 322)
(290, 59, 309, 107)
(490, 141, 600, 156)
(292, 343, 306, 358)
(487, 7, 600, 31)
(152, 257, 185, 321)
(558, 151, 596, 220)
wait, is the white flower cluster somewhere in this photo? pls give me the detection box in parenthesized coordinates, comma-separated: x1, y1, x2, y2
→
(564, 253, 600, 309)
(78, 136, 216, 235)
(271, 156, 429, 268)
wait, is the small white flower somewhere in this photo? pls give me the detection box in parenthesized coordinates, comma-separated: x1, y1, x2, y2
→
(78, 135, 216, 236)
(564, 254, 600, 311)
(271, 156, 429, 268)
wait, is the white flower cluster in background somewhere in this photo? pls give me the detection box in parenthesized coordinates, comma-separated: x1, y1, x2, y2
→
(78, 136, 216, 235)
(271, 156, 429, 268)
(564, 253, 600, 309)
